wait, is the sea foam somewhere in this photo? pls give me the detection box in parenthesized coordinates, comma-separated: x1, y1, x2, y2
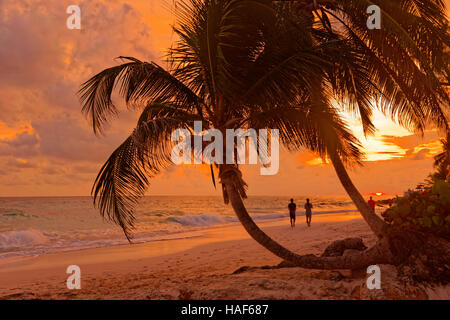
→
(0, 230, 49, 250)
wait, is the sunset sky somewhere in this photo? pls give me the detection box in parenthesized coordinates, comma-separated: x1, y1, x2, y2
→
(0, 0, 448, 197)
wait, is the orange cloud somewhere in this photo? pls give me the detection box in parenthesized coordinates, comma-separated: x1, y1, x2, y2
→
(0, 121, 33, 140)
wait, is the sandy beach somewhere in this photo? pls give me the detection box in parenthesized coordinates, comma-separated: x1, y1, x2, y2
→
(1, 0, 449, 305)
(1, 212, 448, 300)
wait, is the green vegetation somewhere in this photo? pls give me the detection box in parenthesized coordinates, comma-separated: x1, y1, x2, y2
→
(382, 179, 450, 239)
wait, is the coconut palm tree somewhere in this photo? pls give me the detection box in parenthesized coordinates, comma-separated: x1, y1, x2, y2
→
(433, 132, 450, 180)
(80, 0, 449, 270)
(277, 0, 450, 239)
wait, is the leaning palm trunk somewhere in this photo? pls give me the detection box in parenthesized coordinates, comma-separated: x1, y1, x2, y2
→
(329, 153, 386, 239)
(222, 165, 450, 279)
(220, 164, 392, 269)
(309, 77, 386, 239)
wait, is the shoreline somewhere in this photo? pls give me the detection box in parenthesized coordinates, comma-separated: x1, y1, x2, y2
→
(1, 212, 447, 300)
(0, 208, 369, 261)
(0, 211, 364, 272)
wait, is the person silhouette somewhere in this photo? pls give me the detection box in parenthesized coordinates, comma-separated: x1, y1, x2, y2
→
(305, 198, 313, 227)
(288, 198, 296, 228)
(368, 196, 376, 213)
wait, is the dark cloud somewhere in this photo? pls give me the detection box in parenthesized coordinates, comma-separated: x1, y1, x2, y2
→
(33, 114, 127, 162)
(71, 163, 102, 174)
(0, 131, 39, 157)
(40, 166, 65, 175)
(6, 158, 37, 169)
(381, 132, 440, 152)
(380, 132, 443, 161)
(6, 131, 39, 147)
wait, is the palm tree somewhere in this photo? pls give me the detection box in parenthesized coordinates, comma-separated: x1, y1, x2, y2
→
(277, 0, 450, 239)
(433, 132, 450, 180)
(80, 0, 449, 270)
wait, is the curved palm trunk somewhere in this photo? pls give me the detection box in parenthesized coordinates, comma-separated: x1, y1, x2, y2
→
(221, 171, 392, 269)
(329, 153, 386, 239)
(303, 51, 386, 239)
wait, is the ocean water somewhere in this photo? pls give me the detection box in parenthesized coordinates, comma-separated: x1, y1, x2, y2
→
(0, 196, 357, 259)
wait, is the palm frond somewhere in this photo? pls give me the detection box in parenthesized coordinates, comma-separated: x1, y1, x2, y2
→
(247, 94, 363, 163)
(322, 0, 450, 131)
(92, 102, 198, 239)
(79, 57, 203, 134)
(170, 0, 277, 112)
(92, 137, 149, 241)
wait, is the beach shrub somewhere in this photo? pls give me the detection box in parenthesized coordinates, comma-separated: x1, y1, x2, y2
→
(382, 180, 450, 239)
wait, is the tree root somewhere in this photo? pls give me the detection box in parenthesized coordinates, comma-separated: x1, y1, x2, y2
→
(233, 237, 371, 274)
(232, 233, 450, 285)
(321, 237, 367, 257)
